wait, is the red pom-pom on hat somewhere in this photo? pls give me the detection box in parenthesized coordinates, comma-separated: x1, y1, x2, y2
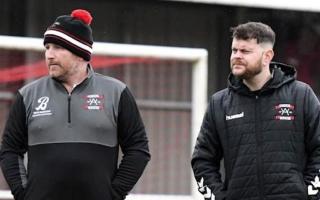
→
(71, 9, 92, 25)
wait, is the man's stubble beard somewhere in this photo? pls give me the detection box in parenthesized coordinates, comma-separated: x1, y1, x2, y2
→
(232, 58, 263, 80)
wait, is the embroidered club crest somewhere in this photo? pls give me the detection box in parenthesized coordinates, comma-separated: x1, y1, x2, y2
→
(275, 104, 295, 120)
(82, 94, 104, 110)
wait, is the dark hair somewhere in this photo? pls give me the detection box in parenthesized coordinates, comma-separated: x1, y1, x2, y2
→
(230, 22, 275, 46)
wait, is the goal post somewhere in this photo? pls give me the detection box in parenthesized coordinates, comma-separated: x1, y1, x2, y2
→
(0, 35, 207, 200)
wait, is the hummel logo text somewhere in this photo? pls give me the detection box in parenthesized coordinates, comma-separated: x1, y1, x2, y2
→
(226, 112, 244, 120)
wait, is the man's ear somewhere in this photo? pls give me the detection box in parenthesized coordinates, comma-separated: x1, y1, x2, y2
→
(76, 55, 85, 62)
(263, 49, 274, 65)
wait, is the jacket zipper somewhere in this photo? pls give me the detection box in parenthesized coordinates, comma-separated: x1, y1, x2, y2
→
(255, 95, 264, 200)
(68, 94, 71, 123)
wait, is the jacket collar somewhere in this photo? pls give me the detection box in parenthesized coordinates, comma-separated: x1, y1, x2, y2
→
(228, 62, 296, 96)
(52, 64, 95, 93)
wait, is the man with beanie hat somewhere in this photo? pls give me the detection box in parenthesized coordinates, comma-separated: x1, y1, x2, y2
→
(0, 9, 150, 200)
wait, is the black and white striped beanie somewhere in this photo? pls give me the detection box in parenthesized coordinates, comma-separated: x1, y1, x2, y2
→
(44, 9, 93, 61)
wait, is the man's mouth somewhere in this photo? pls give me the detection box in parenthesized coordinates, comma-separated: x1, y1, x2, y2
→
(49, 63, 60, 67)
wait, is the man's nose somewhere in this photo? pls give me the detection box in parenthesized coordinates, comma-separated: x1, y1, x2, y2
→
(233, 50, 243, 58)
(45, 48, 55, 58)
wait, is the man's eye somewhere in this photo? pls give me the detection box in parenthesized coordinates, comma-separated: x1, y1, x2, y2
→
(242, 50, 251, 54)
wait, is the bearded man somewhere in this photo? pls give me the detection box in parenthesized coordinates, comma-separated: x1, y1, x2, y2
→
(191, 22, 320, 200)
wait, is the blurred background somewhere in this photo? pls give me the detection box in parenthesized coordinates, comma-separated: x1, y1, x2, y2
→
(1, 0, 320, 199)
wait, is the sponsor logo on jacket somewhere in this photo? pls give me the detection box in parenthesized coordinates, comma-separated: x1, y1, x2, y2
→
(32, 96, 52, 117)
(226, 112, 244, 120)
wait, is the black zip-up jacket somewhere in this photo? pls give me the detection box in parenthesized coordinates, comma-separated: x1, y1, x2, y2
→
(0, 65, 150, 200)
(191, 62, 320, 200)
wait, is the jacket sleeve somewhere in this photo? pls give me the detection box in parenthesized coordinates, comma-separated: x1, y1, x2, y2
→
(111, 87, 150, 200)
(191, 96, 226, 200)
(303, 85, 320, 199)
(0, 92, 28, 200)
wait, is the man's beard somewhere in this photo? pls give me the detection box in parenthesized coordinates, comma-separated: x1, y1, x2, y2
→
(232, 58, 263, 80)
(237, 65, 262, 80)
